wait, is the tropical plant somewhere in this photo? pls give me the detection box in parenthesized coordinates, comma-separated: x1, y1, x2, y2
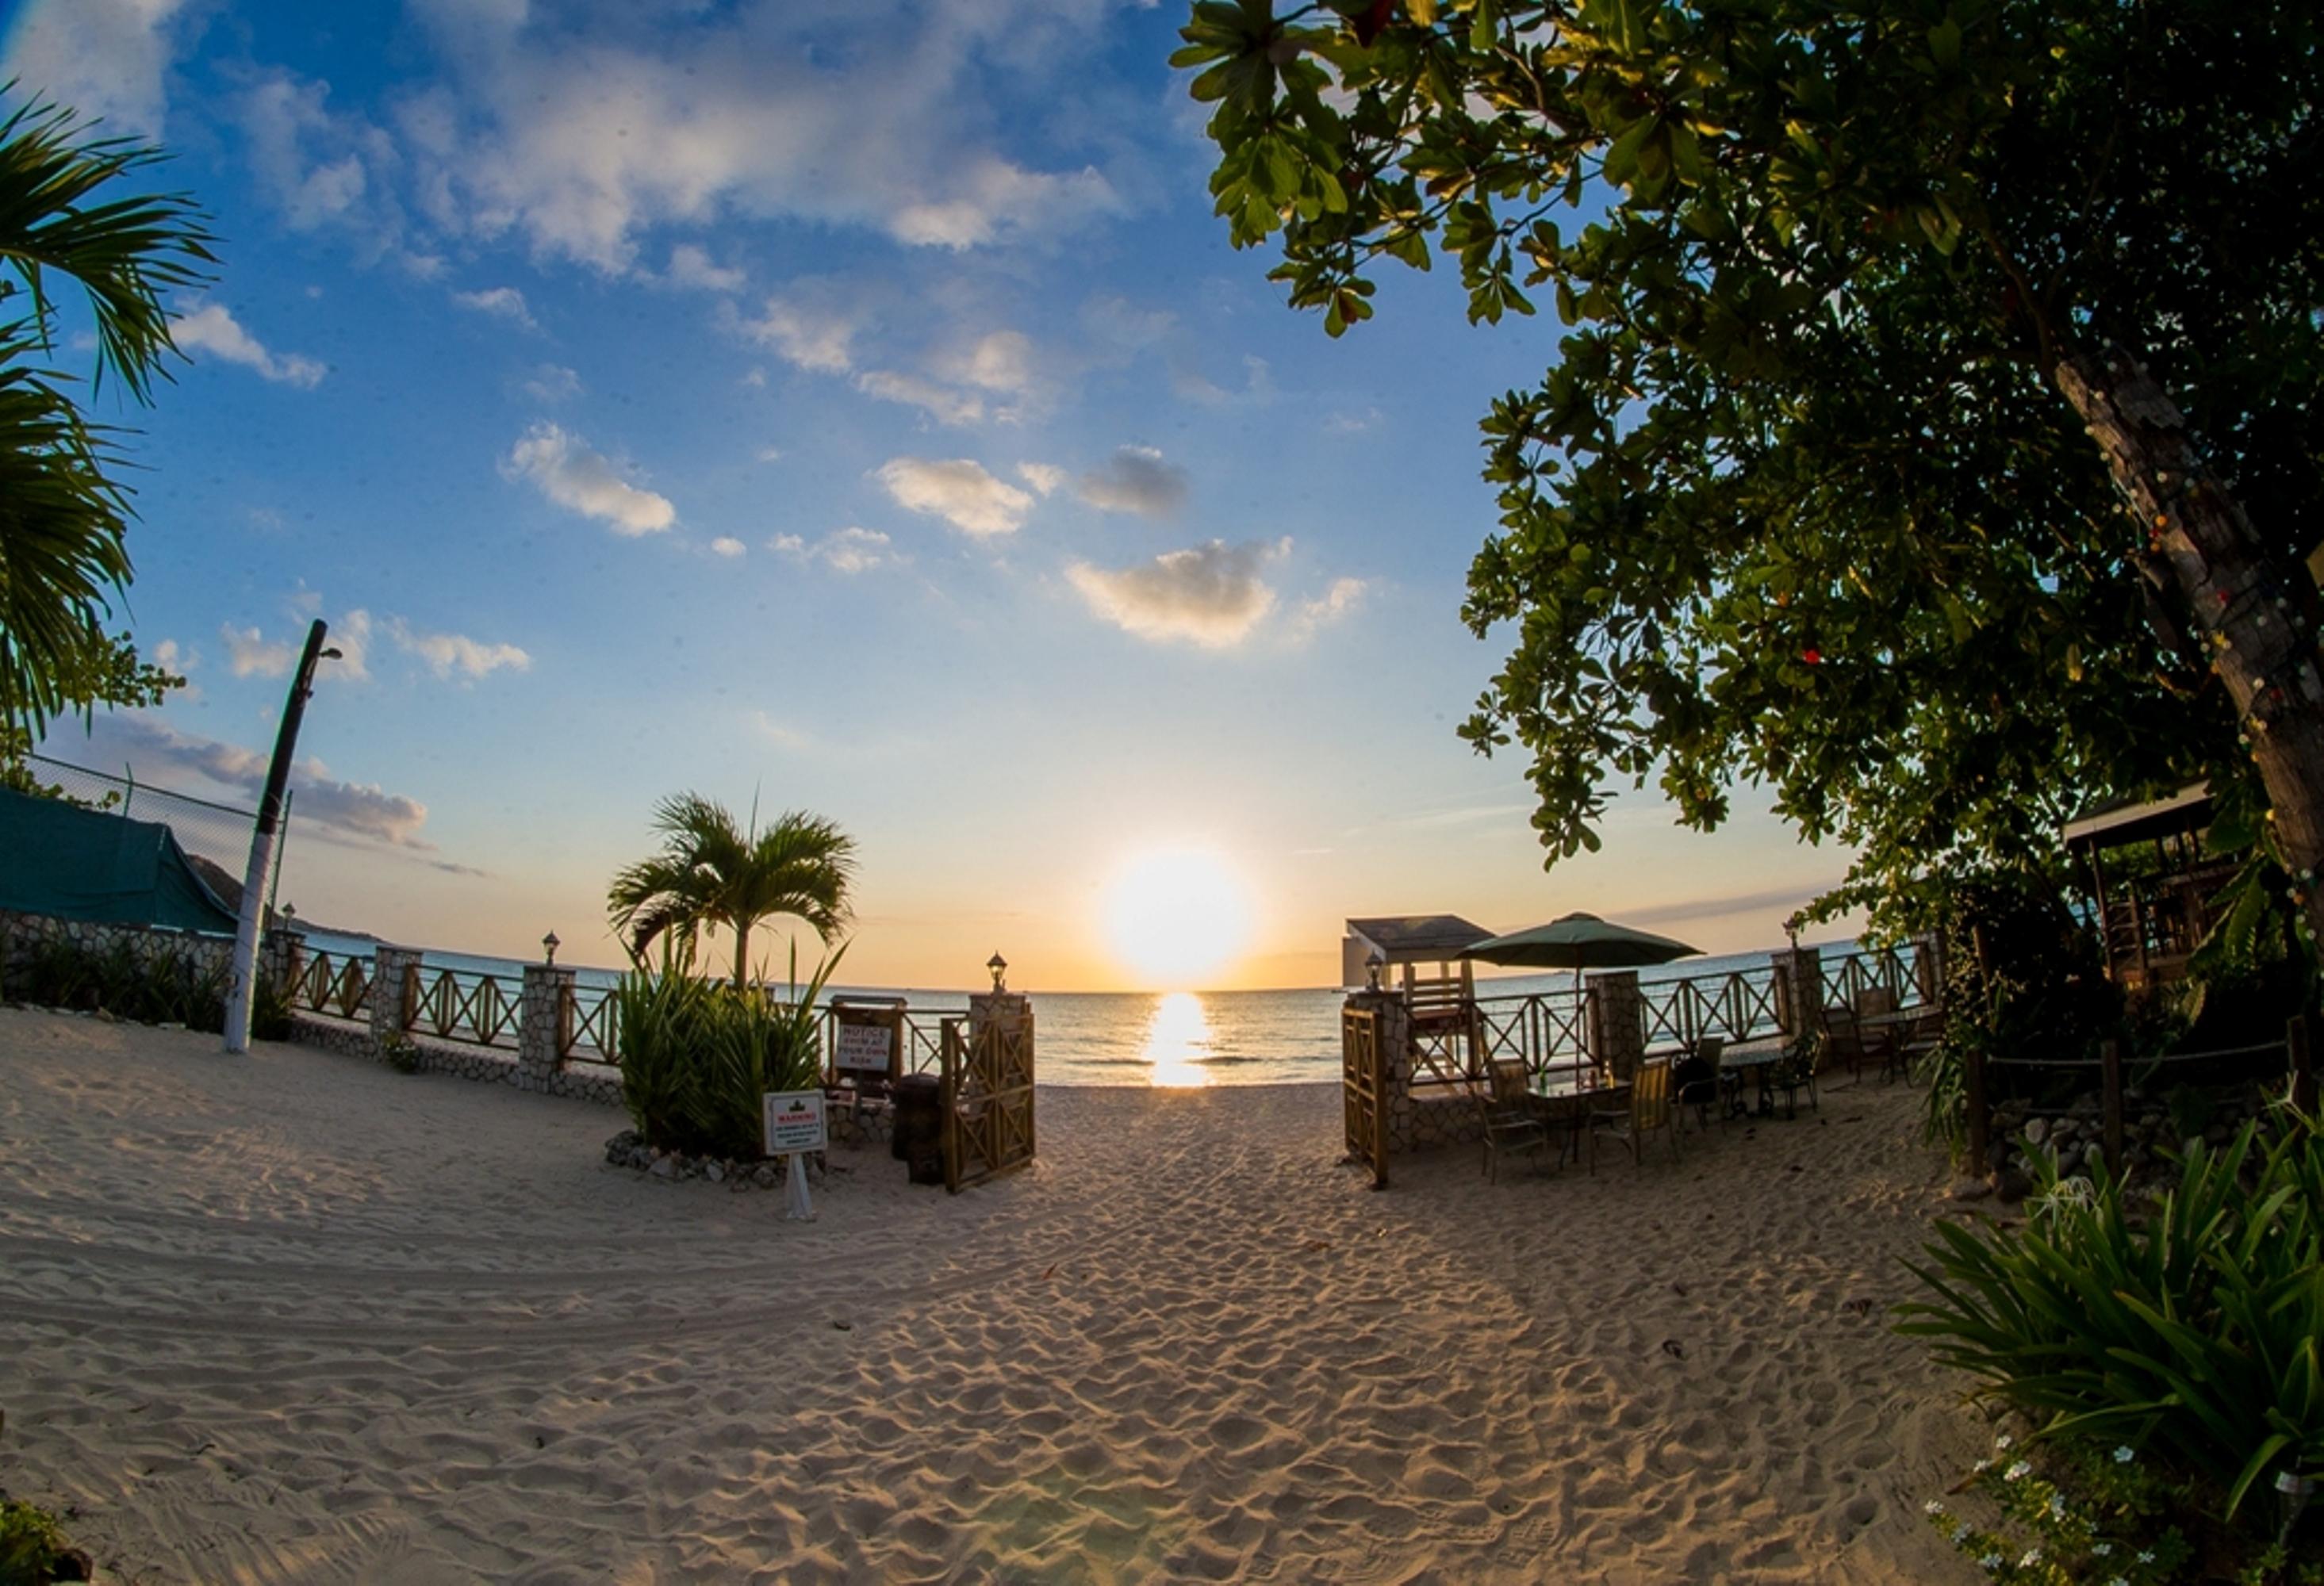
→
(612, 937, 838, 1160)
(0, 94, 211, 748)
(1898, 1121, 2324, 1530)
(607, 794, 856, 987)
(0, 1493, 79, 1586)
(1175, 0, 2324, 942)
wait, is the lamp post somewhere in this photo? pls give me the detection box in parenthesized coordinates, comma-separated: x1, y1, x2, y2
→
(1366, 949, 1386, 993)
(543, 931, 560, 966)
(224, 620, 339, 1053)
(987, 952, 1008, 993)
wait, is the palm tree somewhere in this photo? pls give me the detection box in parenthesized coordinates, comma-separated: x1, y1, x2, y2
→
(608, 795, 857, 986)
(0, 95, 213, 741)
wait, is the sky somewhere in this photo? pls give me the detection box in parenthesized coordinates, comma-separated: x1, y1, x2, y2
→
(6, 0, 1857, 991)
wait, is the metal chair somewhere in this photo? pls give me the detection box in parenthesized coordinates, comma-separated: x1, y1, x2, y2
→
(1474, 1058, 1553, 1182)
(1590, 1056, 1680, 1171)
(1674, 1036, 1725, 1131)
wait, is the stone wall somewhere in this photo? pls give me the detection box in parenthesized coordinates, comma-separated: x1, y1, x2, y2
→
(1, 908, 238, 993)
(289, 1009, 625, 1106)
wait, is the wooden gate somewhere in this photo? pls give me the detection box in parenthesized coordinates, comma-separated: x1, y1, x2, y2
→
(1341, 1006, 1389, 1190)
(941, 1004, 1035, 1193)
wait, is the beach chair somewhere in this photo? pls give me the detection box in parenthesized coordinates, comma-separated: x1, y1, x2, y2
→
(1589, 1056, 1679, 1172)
(1770, 1031, 1824, 1119)
(1474, 1058, 1553, 1183)
(1674, 1036, 1725, 1132)
(1823, 1002, 1871, 1084)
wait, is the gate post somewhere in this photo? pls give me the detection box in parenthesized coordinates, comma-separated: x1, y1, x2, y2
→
(520, 962, 575, 1086)
(370, 945, 422, 1044)
(1587, 971, 1645, 1082)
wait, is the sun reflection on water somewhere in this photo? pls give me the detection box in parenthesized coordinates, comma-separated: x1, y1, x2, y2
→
(1142, 990, 1214, 1088)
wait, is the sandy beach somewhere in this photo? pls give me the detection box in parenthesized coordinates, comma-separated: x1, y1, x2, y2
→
(1, 1008, 1984, 1583)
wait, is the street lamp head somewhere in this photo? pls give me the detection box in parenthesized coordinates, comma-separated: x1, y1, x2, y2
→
(543, 930, 560, 965)
(320, 646, 343, 661)
(1366, 949, 1386, 992)
(987, 952, 1008, 993)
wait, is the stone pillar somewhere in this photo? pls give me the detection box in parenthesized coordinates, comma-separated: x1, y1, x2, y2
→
(370, 945, 422, 1043)
(260, 925, 307, 999)
(1771, 946, 1824, 1040)
(1343, 990, 1415, 1154)
(1588, 971, 1645, 1082)
(520, 963, 574, 1081)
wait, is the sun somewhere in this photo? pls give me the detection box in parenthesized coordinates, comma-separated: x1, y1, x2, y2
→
(1101, 847, 1253, 989)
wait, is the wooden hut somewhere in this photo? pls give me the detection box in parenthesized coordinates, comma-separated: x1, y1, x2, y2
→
(1342, 915, 1492, 1081)
(2061, 783, 2234, 993)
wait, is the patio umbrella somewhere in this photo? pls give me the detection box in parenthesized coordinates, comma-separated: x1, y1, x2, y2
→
(1459, 912, 1701, 970)
(1461, 913, 1703, 1078)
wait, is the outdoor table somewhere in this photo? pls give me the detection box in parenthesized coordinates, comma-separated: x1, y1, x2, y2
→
(1719, 1038, 1789, 1117)
(1857, 1008, 1941, 1078)
(1526, 1073, 1628, 1167)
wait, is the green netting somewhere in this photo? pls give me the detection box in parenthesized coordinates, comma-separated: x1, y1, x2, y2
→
(0, 787, 238, 933)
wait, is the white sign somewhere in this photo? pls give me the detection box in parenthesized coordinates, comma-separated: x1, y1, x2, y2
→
(834, 1021, 897, 1075)
(762, 1089, 827, 1155)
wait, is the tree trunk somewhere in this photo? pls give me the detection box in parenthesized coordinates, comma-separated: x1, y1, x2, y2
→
(734, 921, 752, 991)
(2056, 345, 2324, 946)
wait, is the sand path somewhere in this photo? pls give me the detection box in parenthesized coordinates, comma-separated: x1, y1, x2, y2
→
(1, 1009, 1981, 1582)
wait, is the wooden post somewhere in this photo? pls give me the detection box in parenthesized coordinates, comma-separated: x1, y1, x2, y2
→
(2291, 1015, 2316, 1119)
(1964, 1038, 1989, 1177)
(2101, 1039, 2124, 1178)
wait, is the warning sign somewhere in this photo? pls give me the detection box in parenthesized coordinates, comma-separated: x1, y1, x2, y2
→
(762, 1090, 827, 1155)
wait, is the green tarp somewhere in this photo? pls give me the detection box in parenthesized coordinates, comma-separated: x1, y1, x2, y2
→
(0, 787, 238, 933)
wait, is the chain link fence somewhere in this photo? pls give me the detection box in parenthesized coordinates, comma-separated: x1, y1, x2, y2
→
(21, 753, 278, 915)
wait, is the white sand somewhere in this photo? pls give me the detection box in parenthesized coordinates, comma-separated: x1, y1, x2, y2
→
(1, 1008, 1985, 1583)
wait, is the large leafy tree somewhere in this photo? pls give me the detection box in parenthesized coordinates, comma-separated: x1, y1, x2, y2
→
(1176, 0, 2322, 932)
(0, 96, 212, 752)
(608, 795, 857, 986)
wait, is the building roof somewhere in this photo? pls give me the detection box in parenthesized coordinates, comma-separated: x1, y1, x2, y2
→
(1344, 914, 1492, 963)
(2061, 782, 2213, 853)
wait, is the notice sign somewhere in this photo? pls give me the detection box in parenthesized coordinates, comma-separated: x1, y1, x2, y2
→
(834, 1019, 898, 1076)
(762, 1090, 827, 1156)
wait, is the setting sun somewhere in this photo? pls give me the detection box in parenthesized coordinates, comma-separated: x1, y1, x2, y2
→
(1101, 847, 1253, 988)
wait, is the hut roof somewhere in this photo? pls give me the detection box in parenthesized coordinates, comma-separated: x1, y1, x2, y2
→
(1344, 914, 1492, 964)
(2061, 782, 2212, 854)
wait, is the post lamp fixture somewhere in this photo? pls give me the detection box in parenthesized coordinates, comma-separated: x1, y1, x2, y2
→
(1784, 914, 1803, 954)
(988, 952, 1008, 993)
(282, 902, 297, 927)
(1366, 949, 1386, 993)
(543, 931, 560, 966)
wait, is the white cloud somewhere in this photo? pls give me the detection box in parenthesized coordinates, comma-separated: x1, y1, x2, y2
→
(386, 616, 531, 680)
(329, 608, 374, 684)
(665, 243, 745, 292)
(502, 423, 676, 535)
(220, 623, 293, 678)
(755, 443, 784, 462)
(1076, 445, 1187, 517)
(2, 0, 191, 138)
(151, 638, 196, 673)
(1290, 577, 1369, 642)
(74, 713, 439, 851)
(1066, 539, 1288, 649)
(523, 362, 582, 402)
(874, 458, 1031, 538)
(1325, 408, 1384, 434)
(1016, 462, 1064, 496)
(855, 370, 982, 427)
(734, 293, 861, 374)
(773, 526, 895, 574)
(741, 367, 768, 389)
(710, 536, 746, 557)
(941, 330, 1035, 394)
(453, 285, 538, 329)
(393, 10, 1122, 271)
(171, 304, 327, 388)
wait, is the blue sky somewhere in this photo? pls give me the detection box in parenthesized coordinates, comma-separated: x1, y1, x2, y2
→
(6, 0, 1850, 989)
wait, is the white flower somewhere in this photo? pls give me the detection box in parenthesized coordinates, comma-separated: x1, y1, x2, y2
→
(1953, 1521, 1973, 1544)
(1924, 1499, 1946, 1515)
(2004, 1460, 2032, 1481)
(1973, 1457, 1993, 1473)
(1979, 1554, 2004, 1572)
(2109, 1578, 2128, 1586)
(2113, 1445, 2134, 1464)
(2019, 1548, 2042, 1569)
(2048, 1494, 2068, 1520)
(1995, 1432, 2015, 1450)
(2137, 1552, 2155, 1565)
(2092, 1542, 2113, 1557)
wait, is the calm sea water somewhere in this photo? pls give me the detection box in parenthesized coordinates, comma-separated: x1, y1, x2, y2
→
(300, 929, 1847, 1087)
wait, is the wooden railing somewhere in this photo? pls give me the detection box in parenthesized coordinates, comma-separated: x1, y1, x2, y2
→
(554, 983, 964, 1069)
(1471, 990, 1596, 1090)
(412, 967, 522, 1049)
(1638, 964, 1781, 1054)
(291, 951, 372, 1019)
(1821, 944, 1927, 1011)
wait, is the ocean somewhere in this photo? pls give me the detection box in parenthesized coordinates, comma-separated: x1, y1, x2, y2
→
(297, 930, 1856, 1087)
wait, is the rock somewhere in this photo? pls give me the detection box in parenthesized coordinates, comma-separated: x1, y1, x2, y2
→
(1950, 1178, 1993, 1202)
(1994, 1167, 2034, 1204)
(648, 1156, 676, 1180)
(51, 1546, 94, 1582)
(754, 1163, 780, 1189)
(2023, 1117, 2050, 1146)
(704, 1161, 725, 1184)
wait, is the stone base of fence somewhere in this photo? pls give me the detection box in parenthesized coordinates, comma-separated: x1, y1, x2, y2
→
(290, 1012, 624, 1107)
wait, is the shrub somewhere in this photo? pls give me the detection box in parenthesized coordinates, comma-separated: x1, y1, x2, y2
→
(613, 940, 838, 1161)
(0, 1495, 78, 1584)
(1898, 1118, 2324, 1530)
